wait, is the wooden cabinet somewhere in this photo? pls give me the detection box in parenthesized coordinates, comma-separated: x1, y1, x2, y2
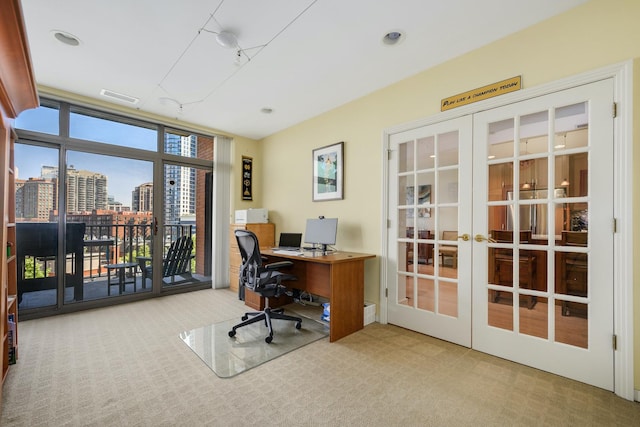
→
(0, 0, 39, 410)
(229, 223, 275, 309)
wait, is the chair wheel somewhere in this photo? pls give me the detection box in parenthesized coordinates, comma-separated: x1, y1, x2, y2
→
(228, 330, 236, 337)
(241, 315, 248, 321)
(265, 335, 273, 344)
(295, 322, 302, 329)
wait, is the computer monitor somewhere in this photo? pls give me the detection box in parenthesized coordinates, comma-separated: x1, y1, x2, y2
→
(304, 217, 338, 254)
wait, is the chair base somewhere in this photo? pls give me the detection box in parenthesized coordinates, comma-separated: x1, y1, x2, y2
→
(228, 307, 302, 343)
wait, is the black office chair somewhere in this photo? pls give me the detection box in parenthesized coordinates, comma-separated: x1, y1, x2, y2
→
(228, 230, 302, 343)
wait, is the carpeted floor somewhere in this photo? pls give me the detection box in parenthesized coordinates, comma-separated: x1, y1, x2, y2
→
(1, 288, 639, 426)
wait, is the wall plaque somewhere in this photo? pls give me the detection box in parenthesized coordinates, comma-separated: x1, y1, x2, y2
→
(441, 76, 521, 111)
(242, 156, 253, 201)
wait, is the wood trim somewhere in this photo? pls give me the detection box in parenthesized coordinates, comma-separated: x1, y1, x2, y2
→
(0, 0, 39, 118)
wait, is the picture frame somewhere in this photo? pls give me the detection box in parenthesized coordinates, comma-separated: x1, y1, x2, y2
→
(406, 184, 431, 218)
(313, 141, 344, 201)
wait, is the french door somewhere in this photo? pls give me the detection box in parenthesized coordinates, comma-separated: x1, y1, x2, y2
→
(386, 79, 615, 390)
(387, 116, 473, 347)
(472, 79, 614, 390)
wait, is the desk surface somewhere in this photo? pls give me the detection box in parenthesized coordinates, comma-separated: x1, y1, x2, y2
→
(262, 249, 375, 264)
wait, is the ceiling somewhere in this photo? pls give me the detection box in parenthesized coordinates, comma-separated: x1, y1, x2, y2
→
(20, 0, 587, 140)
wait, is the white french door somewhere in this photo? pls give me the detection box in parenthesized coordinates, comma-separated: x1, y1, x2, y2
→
(386, 79, 615, 390)
(387, 116, 473, 347)
(472, 79, 614, 390)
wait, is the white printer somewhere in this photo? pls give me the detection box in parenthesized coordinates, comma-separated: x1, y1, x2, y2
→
(234, 208, 268, 224)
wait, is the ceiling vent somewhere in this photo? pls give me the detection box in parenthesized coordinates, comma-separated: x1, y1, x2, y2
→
(100, 89, 139, 104)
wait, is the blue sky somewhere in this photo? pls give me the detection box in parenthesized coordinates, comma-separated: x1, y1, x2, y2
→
(15, 108, 155, 206)
(15, 144, 153, 207)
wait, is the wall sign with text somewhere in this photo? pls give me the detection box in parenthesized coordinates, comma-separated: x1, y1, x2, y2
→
(441, 76, 521, 111)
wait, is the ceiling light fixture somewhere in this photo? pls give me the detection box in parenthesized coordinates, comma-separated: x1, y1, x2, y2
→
(199, 27, 266, 65)
(51, 30, 80, 46)
(382, 30, 404, 46)
(215, 31, 238, 49)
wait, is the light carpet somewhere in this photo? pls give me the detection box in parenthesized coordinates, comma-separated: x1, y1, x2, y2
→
(2, 288, 639, 426)
(180, 313, 328, 378)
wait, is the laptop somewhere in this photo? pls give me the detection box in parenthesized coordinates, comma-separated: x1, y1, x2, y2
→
(274, 232, 302, 250)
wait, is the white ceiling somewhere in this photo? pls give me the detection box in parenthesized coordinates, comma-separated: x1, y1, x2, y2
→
(21, 0, 587, 140)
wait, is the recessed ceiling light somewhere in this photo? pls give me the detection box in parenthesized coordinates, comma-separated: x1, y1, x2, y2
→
(488, 155, 496, 159)
(51, 30, 80, 46)
(382, 30, 404, 46)
(260, 107, 273, 114)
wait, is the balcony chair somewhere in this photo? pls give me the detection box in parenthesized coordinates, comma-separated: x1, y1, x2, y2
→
(137, 235, 195, 286)
(228, 229, 302, 343)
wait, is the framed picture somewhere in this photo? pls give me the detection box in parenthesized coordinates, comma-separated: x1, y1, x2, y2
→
(313, 141, 344, 201)
(406, 184, 431, 218)
(417, 184, 431, 218)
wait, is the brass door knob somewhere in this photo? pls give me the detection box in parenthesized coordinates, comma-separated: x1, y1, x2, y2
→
(457, 234, 470, 241)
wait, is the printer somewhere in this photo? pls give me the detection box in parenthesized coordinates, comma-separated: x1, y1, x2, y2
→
(234, 208, 268, 224)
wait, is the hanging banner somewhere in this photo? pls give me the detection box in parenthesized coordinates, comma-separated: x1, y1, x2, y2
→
(441, 76, 521, 111)
(242, 156, 253, 201)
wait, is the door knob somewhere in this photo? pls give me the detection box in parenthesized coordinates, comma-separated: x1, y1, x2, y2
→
(475, 234, 497, 243)
(457, 234, 470, 241)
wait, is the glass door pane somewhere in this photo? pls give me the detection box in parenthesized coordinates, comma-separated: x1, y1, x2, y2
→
(161, 163, 212, 288)
(14, 143, 60, 310)
(65, 151, 154, 302)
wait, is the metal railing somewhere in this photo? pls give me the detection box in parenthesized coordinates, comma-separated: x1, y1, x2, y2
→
(83, 223, 194, 280)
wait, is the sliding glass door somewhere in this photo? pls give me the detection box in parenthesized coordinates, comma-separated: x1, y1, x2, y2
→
(64, 151, 154, 302)
(14, 99, 214, 316)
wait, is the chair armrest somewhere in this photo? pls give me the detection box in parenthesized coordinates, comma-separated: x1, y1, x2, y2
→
(136, 256, 152, 269)
(264, 260, 294, 270)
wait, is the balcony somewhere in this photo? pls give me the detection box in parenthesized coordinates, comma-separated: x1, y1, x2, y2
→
(16, 222, 207, 310)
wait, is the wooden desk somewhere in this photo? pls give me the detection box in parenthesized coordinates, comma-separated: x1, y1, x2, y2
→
(261, 249, 375, 342)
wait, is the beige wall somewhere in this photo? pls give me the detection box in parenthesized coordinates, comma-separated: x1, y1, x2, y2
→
(251, 0, 640, 388)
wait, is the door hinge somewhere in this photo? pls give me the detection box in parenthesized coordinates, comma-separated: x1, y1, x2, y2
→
(387, 149, 392, 160)
(387, 219, 391, 228)
(385, 288, 388, 298)
(612, 102, 617, 118)
(613, 218, 617, 233)
(612, 334, 617, 350)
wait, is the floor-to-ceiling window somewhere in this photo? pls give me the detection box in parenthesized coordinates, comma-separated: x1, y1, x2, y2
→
(14, 99, 213, 317)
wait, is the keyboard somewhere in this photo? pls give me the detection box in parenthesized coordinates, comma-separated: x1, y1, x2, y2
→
(272, 249, 304, 256)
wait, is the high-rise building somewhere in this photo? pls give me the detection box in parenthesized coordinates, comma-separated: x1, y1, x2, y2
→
(164, 134, 196, 223)
(34, 166, 108, 214)
(132, 182, 153, 212)
(65, 166, 108, 213)
(16, 177, 55, 220)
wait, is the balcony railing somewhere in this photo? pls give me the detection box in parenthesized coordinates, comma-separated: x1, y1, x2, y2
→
(17, 222, 196, 300)
(83, 223, 194, 279)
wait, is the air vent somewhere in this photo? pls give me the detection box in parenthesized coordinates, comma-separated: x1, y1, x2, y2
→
(100, 89, 139, 104)
(576, 123, 588, 129)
